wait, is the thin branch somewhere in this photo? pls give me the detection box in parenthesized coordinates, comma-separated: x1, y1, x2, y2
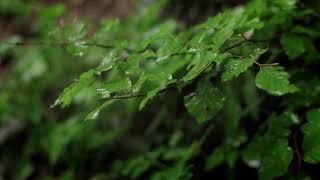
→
(103, 93, 146, 101)
(1, 41, 150, 55)
(254, 61, 262, 69)
(101, 79, 185, 101)
(2, 41, 160, 56)
(2, 35, 272, 57)
(254, 61, 279, 68)
(2, 41, 115, 49)
(260, 62, 279, 66)
(221, 40, 249, 53)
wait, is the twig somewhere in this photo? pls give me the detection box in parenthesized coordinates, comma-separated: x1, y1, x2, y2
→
(221, 40, 250, 53)
(100, 79, 184, 102)
(2, 35, 272, 58)
(254, 61, 279, 68)
(1, 41, 142, 54)
(102, 93, 146, 101)
(2, 41, 113, 49)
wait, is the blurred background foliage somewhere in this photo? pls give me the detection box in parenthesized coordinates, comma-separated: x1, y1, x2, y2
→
(0, 0, 320, 179)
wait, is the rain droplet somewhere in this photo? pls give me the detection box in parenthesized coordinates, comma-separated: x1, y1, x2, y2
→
(247, 159, 261, 168)
(125, 71, 132, 75)
(156, 55, 169, 63)
(87, 111, 99, 120)
(51, 98, 61, 108)
(97, 88, 111, 98)
(187, 48, 197, 53)
(78, 51, 84, 57)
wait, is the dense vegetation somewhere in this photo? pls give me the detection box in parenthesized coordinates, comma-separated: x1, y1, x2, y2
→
(0, 0, 320, 179)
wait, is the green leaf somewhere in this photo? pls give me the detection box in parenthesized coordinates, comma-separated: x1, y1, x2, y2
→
(222, 48, 267, 81)
(63, 21, 88, 42)
(41, 118, 82, 163)
(137, 0, 169, 31)
(183, 52, 228, 82)
(141, 20, 177, 49)
(117, 54, 144, 76)
(92, 19, 120, 43)
(95, 50, 119, 74)
(242, 114, 294, 180)
(225, 149, 238, 168)
(53, 70, 95, 108)
(86, 100, 118, 120)
(280, 33, 305, 60)
(139, 83, 167, 110)
(151, 135, 207, 180)
(205, 146, 225, 170)
(302, 109, 320, 164)
(66, 41, 88, 57)
(259, 140, 293, 180)
(184, 79, 225, 123)
(273, 0, 296, 10)
(286, 80, 320, 110)
(242, 142, 261, 168)
(40, 4, 65, 20)
(132, 72, 148, 93)
(211, 16, 237, 47)
(138, 72, 174, 110)
(156, 35, 182, 62)
(112, 148, 164, 179)
(198, 12, 225, 30)
(292, 26, 320, 38)
(49, 20, 88, 42)
(206, 136, 243, 170)
(39, 4, 65, 35)
(97, 78, 132, 99)
(255, 66, 298, 96)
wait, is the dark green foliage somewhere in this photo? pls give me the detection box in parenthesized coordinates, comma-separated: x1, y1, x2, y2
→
(303, 109, 320, 164)
(184, 78, 225, 123)
(1, 0, 320, 179)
